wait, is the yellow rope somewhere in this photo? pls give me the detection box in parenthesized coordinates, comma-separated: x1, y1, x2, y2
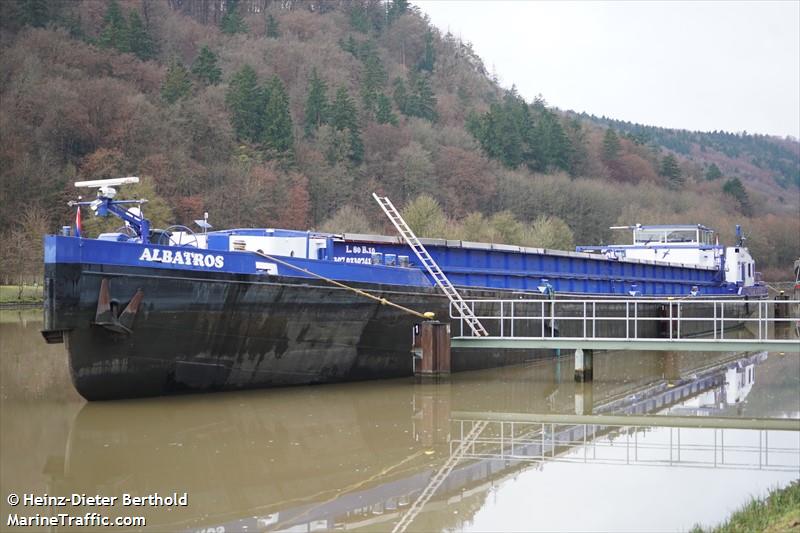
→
(253, 251, 435, 320)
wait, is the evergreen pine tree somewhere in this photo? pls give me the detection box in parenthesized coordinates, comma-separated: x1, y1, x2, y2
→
(409, 74, 437, 122)
(98, 0, 129, 53)
(359, 44, 387, 119)
(499, 98, 526, 167)
(466, 90, 574, 172)
(659, 153, 683, 188)
(330, 87, 358, 132)
(348, 4, 369, 33)
(304, 69, 328, 137)
(392, 77, 408, 114)
(504, 90, 532, 168)
(17, 0, 50, 28)
(387, 0, 409, 24)
(226, 65, 262, 142)
(60, 8, 85, 39)
(127, 11, 157, 61)
(536, 109, 570, 171)
(468, 101, 521, 168)
(705, 163, 723, 181)
(191, 46, 222, 85)
(161, 59, 192, 104)
(376, 93, 398, 125)
(417, 30, 436, 72)
(723, 178, 752, 215)
(601, 128, 621, 162)
(341, 35, 359, 56)
(330, 87, 363, 164)
(266, 14, 279, 38)
(348, 127, 364, 165)
(220, 3, 247, 35)
(261, 76, 294, 156)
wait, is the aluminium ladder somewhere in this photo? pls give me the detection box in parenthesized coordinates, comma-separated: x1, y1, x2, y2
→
(372, 193, 488, 337)
(391, 420, 489, 533)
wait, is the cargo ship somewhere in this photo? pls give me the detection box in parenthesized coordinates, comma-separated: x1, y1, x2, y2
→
(42, 178, 766, 400)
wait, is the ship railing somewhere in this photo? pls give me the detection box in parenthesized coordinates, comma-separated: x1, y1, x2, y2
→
(449, 298, 800, 342)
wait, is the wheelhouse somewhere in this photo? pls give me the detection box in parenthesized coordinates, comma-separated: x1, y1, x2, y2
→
(630, 224, 716, 246)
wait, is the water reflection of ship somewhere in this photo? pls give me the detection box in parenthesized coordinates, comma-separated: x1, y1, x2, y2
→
(664, 352, 767, 416)
(45, 351, 792, 532)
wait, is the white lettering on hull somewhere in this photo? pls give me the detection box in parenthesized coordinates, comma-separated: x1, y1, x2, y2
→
(139, 248, 224, 268)
(333, 257, 372, 264)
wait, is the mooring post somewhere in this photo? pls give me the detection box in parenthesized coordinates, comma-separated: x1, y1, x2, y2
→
(574, 348, 593, 382)
(416, 321, 451, 380)
(775, 291, 788, 319)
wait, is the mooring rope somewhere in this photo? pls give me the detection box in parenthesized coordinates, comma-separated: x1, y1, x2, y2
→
(252, 250, 435, 320)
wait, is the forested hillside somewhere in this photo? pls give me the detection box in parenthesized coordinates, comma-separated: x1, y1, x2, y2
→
(581, 114, 800, 195)
(1, 0, 798, 282)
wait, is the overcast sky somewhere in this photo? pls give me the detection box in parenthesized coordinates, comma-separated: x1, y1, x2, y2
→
(415, 1, 800, 138)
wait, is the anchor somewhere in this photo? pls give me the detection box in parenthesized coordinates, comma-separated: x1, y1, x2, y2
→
(93, 278, 144, 334)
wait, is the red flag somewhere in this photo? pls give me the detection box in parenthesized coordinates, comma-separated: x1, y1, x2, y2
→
(75, 206, 82, 238)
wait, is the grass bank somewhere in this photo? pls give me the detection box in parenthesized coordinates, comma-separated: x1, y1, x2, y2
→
(692, 481, 800, 532)
(0, 285, 43, 304)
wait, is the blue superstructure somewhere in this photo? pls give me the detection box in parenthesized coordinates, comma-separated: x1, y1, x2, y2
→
(52, 226, 749, 297)
(326, 234, 732, 296)
(53, 217, 762, 298)
(44, 234, 431, 288)
(53, 178, 767, 298)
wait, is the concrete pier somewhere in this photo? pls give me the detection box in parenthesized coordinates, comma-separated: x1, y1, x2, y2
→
(574, 348, 593, 382)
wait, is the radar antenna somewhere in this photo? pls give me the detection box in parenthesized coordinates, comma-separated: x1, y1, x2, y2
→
(69, 177, 151, 243)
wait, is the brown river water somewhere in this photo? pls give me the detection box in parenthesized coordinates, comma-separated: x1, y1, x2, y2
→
(1, 308, 798, 532)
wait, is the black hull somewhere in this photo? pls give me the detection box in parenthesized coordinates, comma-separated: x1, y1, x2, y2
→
(45, 264, 434, 399)
(43, 263, 748, 401)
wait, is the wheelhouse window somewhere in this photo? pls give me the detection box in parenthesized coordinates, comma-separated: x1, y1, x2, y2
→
(665, 230, 697, 243)
(633, 227, 709, 245)
(634, 230, 665, 244)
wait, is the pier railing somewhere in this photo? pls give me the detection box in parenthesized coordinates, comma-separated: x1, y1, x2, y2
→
(449, 298, 800, 345)
(448, 417, 800, 473)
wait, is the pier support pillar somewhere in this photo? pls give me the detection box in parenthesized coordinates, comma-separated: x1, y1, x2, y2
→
(574, 348, 593, 382)
(416, 321, 451, 379)
(575, 381, 594, 415)
(662, 351, 681, 385)
(775, 291, 789, 319)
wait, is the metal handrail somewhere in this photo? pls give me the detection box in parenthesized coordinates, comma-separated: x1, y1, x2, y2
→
(449, 298, 800, 342)
(449, 420, 799, 473)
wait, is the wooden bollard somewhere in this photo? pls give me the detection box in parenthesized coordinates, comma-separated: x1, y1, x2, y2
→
(416, 321, 451, 379)
(574, 348, 593, 382)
